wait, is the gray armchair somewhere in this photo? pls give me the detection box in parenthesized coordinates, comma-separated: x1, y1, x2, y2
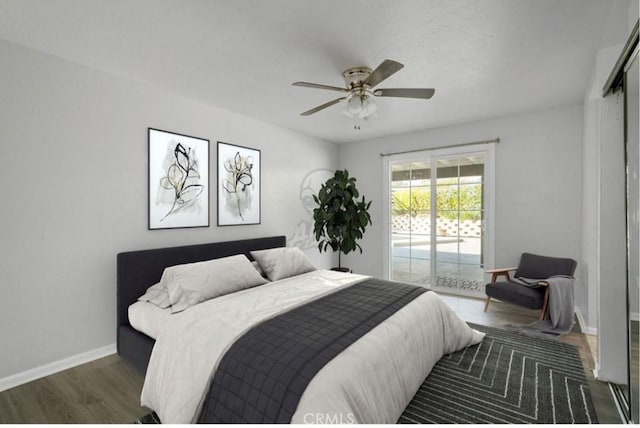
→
(483, 252, 577, 319)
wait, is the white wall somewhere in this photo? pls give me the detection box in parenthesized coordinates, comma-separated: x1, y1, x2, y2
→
(581, 44, 626, 363)
(580, 70, 602, 333)
(580, 0, 636, 382)
(597, 91, 627, 383)
(0, 39, 337, 381)
(338, 104, 583, 282)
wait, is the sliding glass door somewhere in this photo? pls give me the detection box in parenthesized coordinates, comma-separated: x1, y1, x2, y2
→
(389, 161, 431, 284)
(434, 156, 485, 294)
(385, 144, 494, 297)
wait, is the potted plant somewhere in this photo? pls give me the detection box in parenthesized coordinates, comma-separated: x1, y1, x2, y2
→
(312, 169, 372, 271)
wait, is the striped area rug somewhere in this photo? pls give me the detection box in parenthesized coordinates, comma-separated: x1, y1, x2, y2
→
(137, 323, 598, 424)
(398, 323, 598, 424)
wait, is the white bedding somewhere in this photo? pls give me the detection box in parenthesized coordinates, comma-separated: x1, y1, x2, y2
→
(128, 301, 173, 340)
(140, 270, 484, 424)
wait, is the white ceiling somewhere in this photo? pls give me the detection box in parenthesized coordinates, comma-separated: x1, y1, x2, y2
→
(0, 0, 614, 143)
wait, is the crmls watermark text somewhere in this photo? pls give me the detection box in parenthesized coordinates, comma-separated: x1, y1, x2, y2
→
(303, 413, 356, 424)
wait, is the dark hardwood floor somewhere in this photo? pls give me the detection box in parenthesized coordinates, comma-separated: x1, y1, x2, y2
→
(0, 354, 149, 424)
(0, 295, 622, 424)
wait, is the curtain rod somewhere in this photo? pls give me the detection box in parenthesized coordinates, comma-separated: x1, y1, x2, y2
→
(379, 137, 500, 157)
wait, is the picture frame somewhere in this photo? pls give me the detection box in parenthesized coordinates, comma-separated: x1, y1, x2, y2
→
(217, 141, 261, 226)
(148, 128, 210, 230)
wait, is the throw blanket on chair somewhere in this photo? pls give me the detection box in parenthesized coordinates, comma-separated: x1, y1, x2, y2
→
(197, 278, 427, 423)
(519, 275, 575, 338)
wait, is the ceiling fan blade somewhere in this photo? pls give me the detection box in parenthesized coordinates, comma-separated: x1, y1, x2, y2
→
(300, 97, 346, 116)
(374, 88, 435, 99)
(363, 59, 404, 87)
(292, 81, 349, 92)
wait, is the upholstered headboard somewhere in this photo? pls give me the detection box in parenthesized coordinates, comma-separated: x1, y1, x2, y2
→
(116, 235, 286, 373)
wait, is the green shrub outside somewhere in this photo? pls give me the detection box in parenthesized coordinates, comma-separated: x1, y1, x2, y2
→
(392, 184, 482, 221)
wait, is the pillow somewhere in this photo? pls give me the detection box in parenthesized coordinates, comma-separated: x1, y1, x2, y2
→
(251, 260, 268, 279)
(161, 254, 268, 313)
(138, 282, 171, 309)
(251, 247, 317, 281)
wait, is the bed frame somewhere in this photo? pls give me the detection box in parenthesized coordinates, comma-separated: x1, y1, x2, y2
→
(116, 235, 287, 374)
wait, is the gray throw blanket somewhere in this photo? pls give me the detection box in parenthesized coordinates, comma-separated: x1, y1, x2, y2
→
(198, 278, 429, 423)
(517, 275, 575, 339)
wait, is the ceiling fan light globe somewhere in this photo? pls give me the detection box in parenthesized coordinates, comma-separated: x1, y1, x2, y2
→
(344, 94, 362, 117)
(363, 111, 378, 122)
(361, 96, 377, 117)
(344, 92, 377, 118)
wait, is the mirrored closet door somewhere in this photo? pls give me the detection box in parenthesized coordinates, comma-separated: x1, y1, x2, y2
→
(603, 19, 638, 423)
(624, 46, 639, 424)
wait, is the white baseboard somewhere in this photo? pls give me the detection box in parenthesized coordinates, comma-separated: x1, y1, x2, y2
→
(631, 311, 640, 322)
(0, 343, 116, 393)
(575, 306, 598, 335)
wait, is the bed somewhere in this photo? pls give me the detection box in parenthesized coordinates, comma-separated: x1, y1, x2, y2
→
(116, 235, 287, 374)
(117, 235, 483, 424)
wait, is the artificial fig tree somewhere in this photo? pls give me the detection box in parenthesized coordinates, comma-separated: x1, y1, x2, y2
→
(312, 169, 372, 269)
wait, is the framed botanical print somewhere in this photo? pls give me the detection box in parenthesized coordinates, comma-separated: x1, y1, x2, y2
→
(148, 128, 209, 229)
(217, 141, 261, 226)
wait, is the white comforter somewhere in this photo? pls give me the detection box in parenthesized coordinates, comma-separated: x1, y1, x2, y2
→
(140, 270, 484, 424)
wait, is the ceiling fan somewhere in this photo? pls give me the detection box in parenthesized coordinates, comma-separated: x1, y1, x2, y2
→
(292, 59, 435, 129)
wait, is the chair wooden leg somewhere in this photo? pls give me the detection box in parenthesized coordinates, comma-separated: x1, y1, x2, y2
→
(483, 296, 491, 313)
(540, 288, 550, 320)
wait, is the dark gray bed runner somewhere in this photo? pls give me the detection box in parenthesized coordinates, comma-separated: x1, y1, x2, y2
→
(197, 278, 428, 423)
